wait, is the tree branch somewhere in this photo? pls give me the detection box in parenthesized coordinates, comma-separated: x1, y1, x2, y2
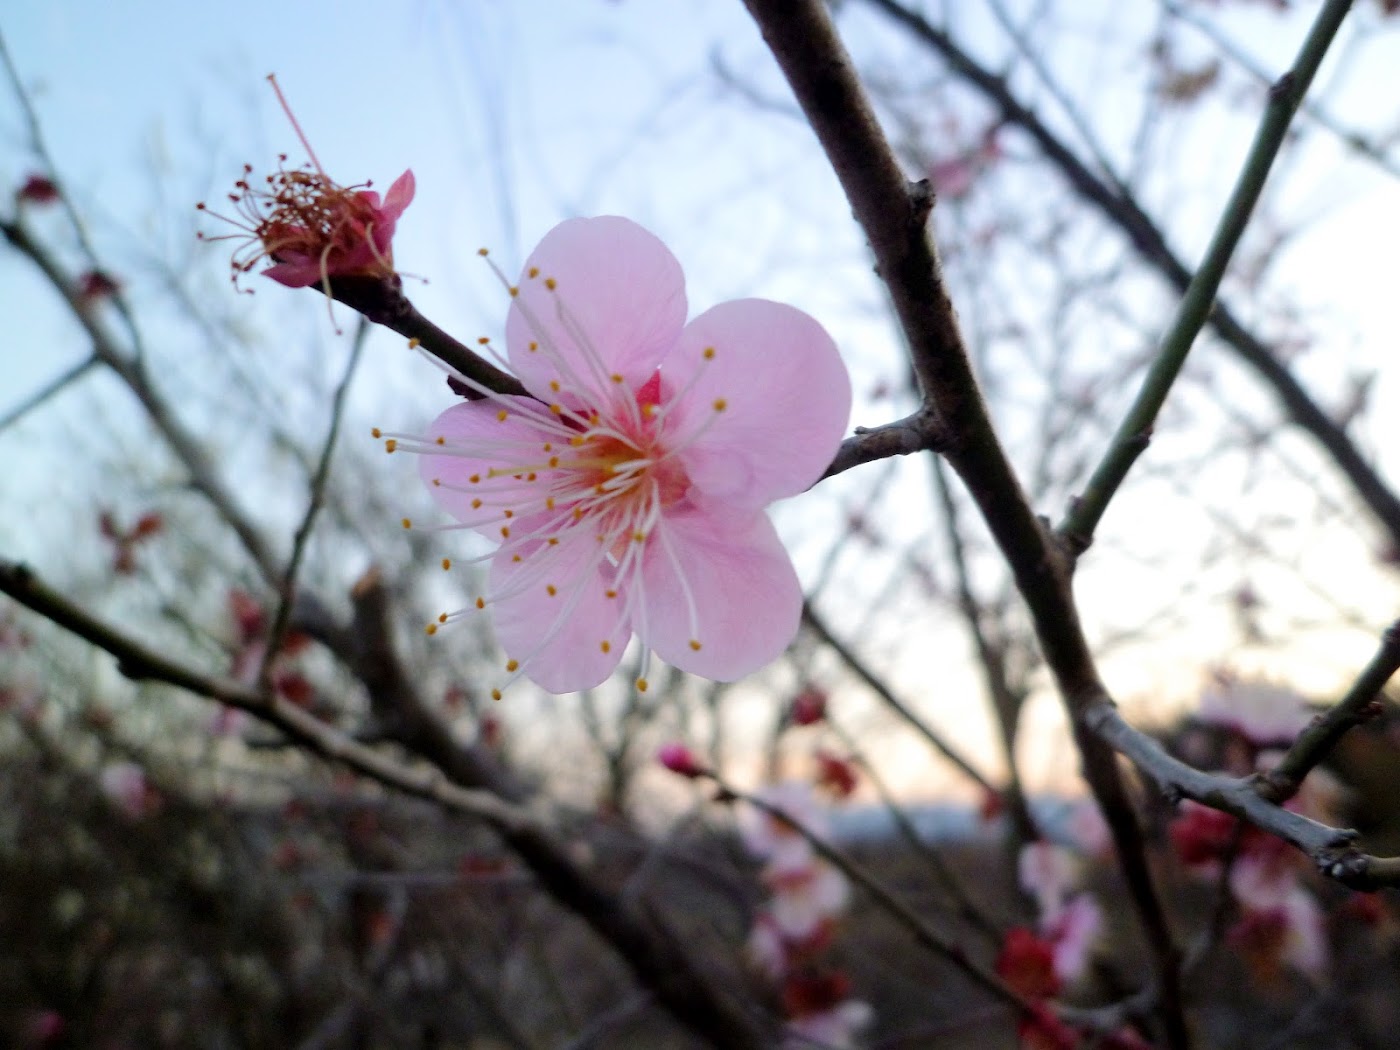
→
(0, 557, 769, 1049)
(743, 3, 1189, 1043)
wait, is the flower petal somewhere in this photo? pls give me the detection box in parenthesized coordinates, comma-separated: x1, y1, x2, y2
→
(505, 216, 686, 404)
(489, 531, 630, 692)
(261, 257, 321, 288)
(380, 169, 415, 221)
(418, 398, 559, 536)
(640, 506, 801, 680)
(664, 299, 850, 510)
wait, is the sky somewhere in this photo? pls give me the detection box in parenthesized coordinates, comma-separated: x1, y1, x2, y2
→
(3, 1, 1400, 801)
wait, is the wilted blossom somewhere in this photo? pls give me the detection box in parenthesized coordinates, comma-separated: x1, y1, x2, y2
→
(198, 75, 414, 295)
(404, 216, 850, 694)
(16, 174, 59, 205)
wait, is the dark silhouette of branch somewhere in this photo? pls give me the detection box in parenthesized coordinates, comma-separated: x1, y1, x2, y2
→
(861, 0, 1400, 557)
(743, 2, 1189, 1043)
(1259, 618, 1400, 804)
(0, 558, 770, 1049)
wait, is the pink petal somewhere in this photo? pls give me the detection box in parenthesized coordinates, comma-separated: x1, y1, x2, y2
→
(505, 216, 686, 404)
(488, 531, 630, 692)
(261, 258, 321, 287)
(665, 299, 850, 510)
(380, 169, 415, 221)
(640, 506, 802, 680)
(418, 398, 558, 535)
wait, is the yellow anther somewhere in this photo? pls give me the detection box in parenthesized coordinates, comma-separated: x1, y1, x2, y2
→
(504, 509, 515, 518)
(401, 517, 412, 529)
(496, 409, 508, 422)
(703, 346, 715, 360)
(506, 659, 519, 673)
(545, 497, 556, 510)
(548, 457, 560, 468)
(471, 498, 482, 509)
(432, 478, 441, 487)
(529, 341, 539, 352)
(689, 640, 702, 651)
(500, 526, 511, 538)
(470, 473, 481, 484)
(435, 435, 445, 445)
(572, 508, 584, 521)
(526, 472, 537, 481)
(478, 247, 489, 256)
(441, 558, 452, 570)
(512, 554, 522, 562)
(605, 589, 618, 599)
(544, 277, 557, 290)
(632, 530, 646, 543)
(385, 439, 398, 453)
(371, 427, 382, 438)
(439, 612, 449, 623)
(600, 640, 611, 654)
(641, 404, 656, 418)
(491, 688, 502, 701)
(477, 336, 490, 345)
(426, 623, 438, 635)
(549, 380, 561, 392)
(475, 597, 486, 609)
(546, 584, 557, 596)
(509, 286, 519, 297)
(569, 436, 585, 447)
(636, 678, 649, 693)
(611, 373, 624, 384)
(408, 337, 421, 349)
(547, 537, 559, 546)
(528, 266, 540, 278)
(713, 398, 727, 412)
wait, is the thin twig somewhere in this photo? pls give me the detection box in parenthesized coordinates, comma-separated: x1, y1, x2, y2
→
(859, 0, 1400, 556)
(709, 770, 1025, 1013)
(0, 353, 97, 432)
(802, 603, 998, 796)
(1059, 0, 1353, 550)
(0, 30, 149, 362)
(1165, 0, 1400, 182)
(743, 3, 1189, 1043)
(1259, 618, 1400, 803)
(0, 558, 770, 1049)
(260, 317, 371, 679)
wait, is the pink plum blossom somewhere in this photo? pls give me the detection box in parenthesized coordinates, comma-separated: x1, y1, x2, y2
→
(1018, 841, 1080, 920)
(408, 217, 850, 694)
(1198, 677, 1312, 747)
(783, 999, 873, 1050)
(199, 76, 414, 294)
(767, 860, 850, 941)
(1044, 893, 1103, 984)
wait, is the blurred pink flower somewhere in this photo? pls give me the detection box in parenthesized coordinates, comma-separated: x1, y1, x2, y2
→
(783, 998, 873, 1050)
(411, 216, 850, 694)
(1229, 855, 1329, 979)
(1018, 841, 1080, 919)
(766, 860, 849, 940)
(1198, 678, 1312, 747)
(742, 782, 829, 860)
(1044, 893, 1103, 984)
(100, 761, 160, 820)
